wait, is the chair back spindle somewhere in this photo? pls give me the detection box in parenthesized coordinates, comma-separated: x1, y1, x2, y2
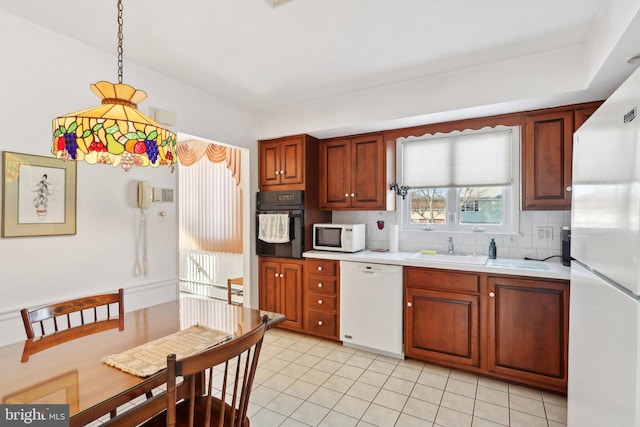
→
(103, 316, 268, 427)
(21, 289, 124, 339)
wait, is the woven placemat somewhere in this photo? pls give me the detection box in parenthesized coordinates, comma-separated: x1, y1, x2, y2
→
(102, 325, 232, 377)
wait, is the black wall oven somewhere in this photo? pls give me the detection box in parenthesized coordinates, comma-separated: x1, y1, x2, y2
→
(256, 190, 305, 259)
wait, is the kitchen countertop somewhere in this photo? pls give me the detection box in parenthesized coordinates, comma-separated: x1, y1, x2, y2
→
(303, 250, 570, 281)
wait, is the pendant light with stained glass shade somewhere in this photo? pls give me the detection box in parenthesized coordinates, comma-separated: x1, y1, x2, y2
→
(52, 0, 176, 172)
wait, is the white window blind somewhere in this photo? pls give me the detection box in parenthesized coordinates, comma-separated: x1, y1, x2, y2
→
(178, 141, 243, 254)
(402, 129, 513, 187)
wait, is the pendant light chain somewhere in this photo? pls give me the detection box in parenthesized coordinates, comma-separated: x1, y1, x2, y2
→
(117, 0, 124, 84)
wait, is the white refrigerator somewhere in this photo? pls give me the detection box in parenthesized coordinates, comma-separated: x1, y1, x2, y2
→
(568, 66, 640, 426)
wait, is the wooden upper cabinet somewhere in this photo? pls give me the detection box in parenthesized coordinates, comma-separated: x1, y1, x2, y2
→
(522, 102, 602, 210)
(259, 135, 304, 190)
(522, 110, 574, 210)
(320, 133, 394, 210)
(319, 138, 350, 208)
(574, 104, 600, 131)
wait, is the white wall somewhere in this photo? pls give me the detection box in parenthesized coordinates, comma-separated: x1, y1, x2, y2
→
(0, 11, 256, 345)
(255, 1, 640, 141)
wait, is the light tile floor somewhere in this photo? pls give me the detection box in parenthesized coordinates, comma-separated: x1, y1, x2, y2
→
(249, 328, 567, 427)
(86, 320, 567, 427)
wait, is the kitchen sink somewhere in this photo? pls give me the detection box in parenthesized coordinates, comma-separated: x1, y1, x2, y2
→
(406, 252, 488, 265)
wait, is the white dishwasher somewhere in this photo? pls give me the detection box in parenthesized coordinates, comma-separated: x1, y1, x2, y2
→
(340, 261, 404, 359)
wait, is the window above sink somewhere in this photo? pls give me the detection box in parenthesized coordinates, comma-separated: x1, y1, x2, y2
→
(398, 125, 520, 235)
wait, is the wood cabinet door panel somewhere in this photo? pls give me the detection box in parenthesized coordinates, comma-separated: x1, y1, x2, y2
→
(320, 139, 350, 208)
(405, 288, 480, 367)
(280, 262, 304, 330)
(351, 135, 385, 209)
(259, 141, 281, 188)
(259, 260, 280, 313)
(281, 136, 304, 185)
(488, 276, 569, 386)
(523, 111, 573, 209)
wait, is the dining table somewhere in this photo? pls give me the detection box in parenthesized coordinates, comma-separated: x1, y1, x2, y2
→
(0, 296, 283, 426)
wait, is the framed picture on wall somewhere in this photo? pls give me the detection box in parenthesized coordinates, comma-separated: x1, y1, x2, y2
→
(2, 151, 77, 237)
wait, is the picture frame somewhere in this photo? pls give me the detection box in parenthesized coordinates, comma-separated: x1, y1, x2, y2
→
(2, 151, 77, 237)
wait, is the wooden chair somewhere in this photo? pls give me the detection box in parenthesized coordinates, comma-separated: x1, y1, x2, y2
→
(227, 277, 243, 306)
(20, 288, 124, 339)
(103, 316, 268, 427)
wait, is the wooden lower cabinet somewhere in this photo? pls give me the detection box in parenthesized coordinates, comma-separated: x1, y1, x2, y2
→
(405, 268, 480, 368)
(259, 257, 340, 338)
(404, 267, 570, 393)
(259, 257, 304, 331)
(305, 259, 340, 340)
(487, 275, 569, 393)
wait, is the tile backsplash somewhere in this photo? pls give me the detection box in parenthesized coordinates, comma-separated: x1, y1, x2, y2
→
(332, 210, 570, 262)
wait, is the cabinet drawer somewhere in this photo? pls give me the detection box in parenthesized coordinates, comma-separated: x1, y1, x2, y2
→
(405, 268, 480, 293)
(306, 293, 337, 311)
(306, 277, 337, 294)
(307, 310, 337, 337)
(307, 260, 337, 277)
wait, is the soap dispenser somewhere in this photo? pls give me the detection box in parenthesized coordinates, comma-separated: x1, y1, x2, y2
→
(489, 238, 497, 259)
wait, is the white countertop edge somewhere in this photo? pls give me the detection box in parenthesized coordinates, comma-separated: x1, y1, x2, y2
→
(303, 250, 570, 281)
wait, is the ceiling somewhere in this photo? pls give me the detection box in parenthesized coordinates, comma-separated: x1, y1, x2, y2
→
(0, 0, 615, 116)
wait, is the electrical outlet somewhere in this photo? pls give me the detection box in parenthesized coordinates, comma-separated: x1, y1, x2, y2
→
(536, 226, 553, 240)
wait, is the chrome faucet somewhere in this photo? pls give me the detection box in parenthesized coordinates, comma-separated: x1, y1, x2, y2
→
(448, 237, 454, 254)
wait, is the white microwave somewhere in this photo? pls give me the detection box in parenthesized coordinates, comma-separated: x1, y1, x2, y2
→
(313, 224, 366, 253)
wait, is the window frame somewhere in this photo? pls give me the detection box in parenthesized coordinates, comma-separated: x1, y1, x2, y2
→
(398, 126, 521, 235)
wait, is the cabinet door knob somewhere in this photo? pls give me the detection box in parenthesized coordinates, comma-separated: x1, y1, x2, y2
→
(489, 292, 495, 298)
(351, 193, 355, 197)
(407, 302, 412, 307)
(318, 320, 323, 326)
(274, 273, 278, 277)
(318, 299, 323, 304)
(280, 273, 284, 278)
(567, 186, 572, 192)
(280, 170, 284, 174)
(318, 283, 323, 288)
(345, 193, 349, 197)
(274, 171, 279, 175)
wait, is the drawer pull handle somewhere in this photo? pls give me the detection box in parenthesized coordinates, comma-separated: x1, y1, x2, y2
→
(318, 321, 323, 326)
(489, 292, 495, 298)
(318, 299, 323, 304)
(317, 266, 323, 271)
(318, 283, 323, 288)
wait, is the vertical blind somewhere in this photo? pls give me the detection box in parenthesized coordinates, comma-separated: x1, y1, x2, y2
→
(178, 140, 242, 254)
(402, 129, 513, 187)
